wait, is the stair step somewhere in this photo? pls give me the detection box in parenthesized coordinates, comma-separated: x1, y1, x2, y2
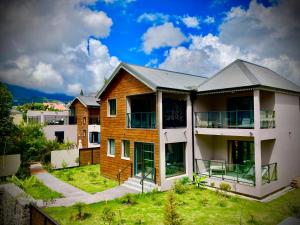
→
(122, 177, 158, 193)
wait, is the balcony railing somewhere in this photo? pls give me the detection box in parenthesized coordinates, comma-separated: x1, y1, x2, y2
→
(195, 159, 255, 185)
(126, 112, 156, 129)
(89, 116, 100, 125)
(260, 110, 275, 128)
(262, 162, 277, 184)
(195, 110, 254, 129)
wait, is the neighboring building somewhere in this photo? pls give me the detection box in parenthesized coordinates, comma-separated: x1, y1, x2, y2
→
(96, 60, 300, 198)
(69, 95, 100, 149)
(43, 102, 67, 111)
(11, 108, 23, 125)
(27, 110, 77, 143)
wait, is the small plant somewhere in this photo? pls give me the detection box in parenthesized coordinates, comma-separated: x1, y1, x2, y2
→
(193, 173, 207, 188)
(219, 182, 231, 197)
(218, 197, 227, 207)
(120, 193, 137, 205)
(164, 191, 183, 225)
(134, 218, 144, 225)
(72, 202, 87, 221)
(116, 210, 126, 225)
(210, 182, 215, 188)
(200, 194, 209, 207)
(61, 160, 68, 169)
(180, 176, 190, 185)
(101, 206, 115, 225)
(173, 180, 186, 194)
(65, 170, 73, 181)
(12, 175, 37, 189)
(247, 214, 256, 224)
(88, 171, 97, 179)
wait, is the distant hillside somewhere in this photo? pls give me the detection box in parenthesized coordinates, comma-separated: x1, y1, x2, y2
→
(5, 83, 74, 105)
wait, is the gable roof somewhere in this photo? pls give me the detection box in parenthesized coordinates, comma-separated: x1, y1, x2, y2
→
(69, 95, 99, 108)
(96, 62, 208, 98)
(197, 59, 300, 94)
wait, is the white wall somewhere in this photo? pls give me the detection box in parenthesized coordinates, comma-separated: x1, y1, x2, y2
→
(88, 125, 101, 148)
(0, 154, 20, 176)
(51, 149, 79, 169)
(43, 125, 77, 143)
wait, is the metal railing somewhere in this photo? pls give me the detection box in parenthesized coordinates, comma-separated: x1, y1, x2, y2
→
(195, 159, 256, 185)
(262, 162, 277, 184)
(194, 110, 254, 129)
(126, 112, 156, 129)
(89, 116, 100, 125)
(260, 110, 275, 128)
(140, 167, 156, 193)
(116, 162, 133, 185)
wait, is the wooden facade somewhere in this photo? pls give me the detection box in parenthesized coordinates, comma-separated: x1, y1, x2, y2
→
(100, 69, 161, 185)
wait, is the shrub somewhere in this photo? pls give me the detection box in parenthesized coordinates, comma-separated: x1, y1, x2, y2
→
(164, 191, 182, 225)
(72, 202, 87, 221)
(173, 180, 186, 194)
(12, 175, 37, 189)
(180, 176, 190, 185)
(218, 197, 227, 207)
(120, 193, 137, 205)
(247, 214, 257, 224)
(210, 182, 215, 188)
(88, 171, 97, 179)
(200, 194, 209, 207)
(193, 173, 207, 188)
(219, 182, 231, 192)
(101, 206, 115, 225)
(61, 160, 68, 169)
(65, 170, 73, 181)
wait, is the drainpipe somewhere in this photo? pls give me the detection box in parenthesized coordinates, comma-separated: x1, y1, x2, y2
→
(190, 91, 197, 177)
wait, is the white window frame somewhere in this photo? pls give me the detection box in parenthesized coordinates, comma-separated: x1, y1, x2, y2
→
(107, 139, 115, 157)
(121, 140, 130, 160)
(108, 99, 117, 117)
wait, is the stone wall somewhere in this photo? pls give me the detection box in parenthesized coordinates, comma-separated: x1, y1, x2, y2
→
(0, 183, 35, 225)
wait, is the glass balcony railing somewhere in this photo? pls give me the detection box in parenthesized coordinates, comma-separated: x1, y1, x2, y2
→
(195, 110, 254, 129)
(195, 159, 255, 185)
(262, 162, 277, 184)
(126, 112, 156, 129)
(260, 110, 275, 128)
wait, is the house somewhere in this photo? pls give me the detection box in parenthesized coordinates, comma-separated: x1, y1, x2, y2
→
(69, 94, 100, 149)
(96, 59, 300, 198)
(27, 110, 77, 143)
(11, 108, 23, 125)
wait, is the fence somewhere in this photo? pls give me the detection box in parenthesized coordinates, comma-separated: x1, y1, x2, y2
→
(79, 147, 100, 166)
(51, 149, 79, 169)
(30, 204, 59, 225)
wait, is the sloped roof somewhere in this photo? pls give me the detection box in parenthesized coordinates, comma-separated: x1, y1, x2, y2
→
(69, 95, 99, 108)
(197, 59, 300, 93)
(96, 63, 207, 98)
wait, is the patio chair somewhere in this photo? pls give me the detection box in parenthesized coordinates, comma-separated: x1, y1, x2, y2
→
(210, 160, 226, 175)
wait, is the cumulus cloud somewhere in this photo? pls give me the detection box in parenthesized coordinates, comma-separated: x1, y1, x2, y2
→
(160, 0, 300, 86)
(137, 13, 169, 24)
(204, 16, 215, 24)
(142, 22, 186, 54)
(181, 16, 200, 29)
(0, 0, 118, 95)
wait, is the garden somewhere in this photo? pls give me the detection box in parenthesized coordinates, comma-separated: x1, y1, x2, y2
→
(44, 178, 300, 225)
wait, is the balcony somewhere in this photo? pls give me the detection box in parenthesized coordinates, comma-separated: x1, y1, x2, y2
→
(195, 110, 254, 129)
(89, 115, 100, 125)
(126, 112, 156, 129)
(195, 159, 255, 185)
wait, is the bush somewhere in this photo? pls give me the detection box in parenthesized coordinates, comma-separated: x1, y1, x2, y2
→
(72, 202, 87, 221)
(193, 173, 207, 188)
(219, 182, 231, 196)
(164, 191, 182, 225)
(101, 206, 115, 225)
(173, 180, 186, 194)
(210, 182, 215, 187)
(180, 176, 190, 185)
(120, 193, 137, 205)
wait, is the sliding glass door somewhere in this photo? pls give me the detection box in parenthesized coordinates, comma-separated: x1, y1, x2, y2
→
(134, 142, 155, 181)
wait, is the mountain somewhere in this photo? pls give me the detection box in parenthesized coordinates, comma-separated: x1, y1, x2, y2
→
(4, 83, 74, 105)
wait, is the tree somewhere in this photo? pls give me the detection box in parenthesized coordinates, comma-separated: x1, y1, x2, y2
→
(80, 89, 84, 96)
(164, 191, 182, 225)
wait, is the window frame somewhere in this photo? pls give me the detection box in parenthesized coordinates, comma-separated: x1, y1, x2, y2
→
(107, 139, 115, 157)
(89, 131, 100, 144)
(121, 140, 130, 160)
(108, 99, 117, 117)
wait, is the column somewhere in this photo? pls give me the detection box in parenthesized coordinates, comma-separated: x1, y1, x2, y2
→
(253, 90, 260, 130)
(254, 137, 262, 189)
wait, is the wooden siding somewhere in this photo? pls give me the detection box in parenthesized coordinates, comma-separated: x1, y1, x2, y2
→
(79, 148, 100, 165)
(100, 70, 161, 184)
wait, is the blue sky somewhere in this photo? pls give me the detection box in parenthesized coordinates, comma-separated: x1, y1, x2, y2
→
(0, 0, 299, 95)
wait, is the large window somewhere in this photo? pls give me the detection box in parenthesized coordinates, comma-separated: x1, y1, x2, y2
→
(165, 142, 186, 178)
(163, 98, 186, 128)
(108, 99, 116, 116)
(89, 132, 100, 144)
(122, 140, 130, 159)
(107, 139, 115, 156)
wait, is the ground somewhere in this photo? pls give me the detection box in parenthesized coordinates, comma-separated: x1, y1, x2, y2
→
(50, 165, 118, 193)
(44, 186, 300, 225)
(24, 179, 62, 200)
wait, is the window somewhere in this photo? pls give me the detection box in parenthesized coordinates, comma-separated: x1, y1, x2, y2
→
(122, 140, 130, 159)
(83, 117, 86, 124)
(55, 131, 64, 143)
(165, 142, 186, 178)
(108, 99, 116, 116)
(107, 139, 115, 156)
(163, 98, 187, 128)
(89, 132, 100, 144)
(83, 129, 86, 137)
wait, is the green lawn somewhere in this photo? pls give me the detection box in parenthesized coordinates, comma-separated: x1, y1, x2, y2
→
(44, 186, 300, 225)
(50, 165, 118, 193)
(25, 179, 62, 201)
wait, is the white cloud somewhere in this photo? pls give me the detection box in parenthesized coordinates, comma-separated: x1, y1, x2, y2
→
(142, 22, 186, 54)
(137, 13, 169, 24)
(160, 0, 300, 86)
(181, 16, 200, 29)
(0, 0, 119, 95)
(204, 16, 215, 24)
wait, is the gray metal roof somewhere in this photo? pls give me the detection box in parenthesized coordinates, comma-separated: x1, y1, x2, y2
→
(96, 62, 207, 98)
(197, 59, 300, 93)
(69, 95, 99, 108)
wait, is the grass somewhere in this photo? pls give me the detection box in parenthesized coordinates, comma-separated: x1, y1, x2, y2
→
(44, 186, 300, 225)
(50, 164, 118, 193)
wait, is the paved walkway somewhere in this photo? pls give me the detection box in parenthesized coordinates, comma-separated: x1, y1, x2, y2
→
(30, 163, 138, 207)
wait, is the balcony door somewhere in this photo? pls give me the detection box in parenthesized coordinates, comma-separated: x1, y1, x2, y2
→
(228, 140, 254, 165)
(227, 97, 254, 127)
(134, 142, 155, 181)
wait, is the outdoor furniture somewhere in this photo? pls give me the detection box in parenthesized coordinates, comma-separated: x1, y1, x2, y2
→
(210, 160, 226, 175)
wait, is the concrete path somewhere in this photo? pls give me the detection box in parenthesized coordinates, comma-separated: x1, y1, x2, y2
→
(30, 163, 139, 207)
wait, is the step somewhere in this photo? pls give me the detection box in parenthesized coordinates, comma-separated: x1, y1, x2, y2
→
(122, 177, 158, 193)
